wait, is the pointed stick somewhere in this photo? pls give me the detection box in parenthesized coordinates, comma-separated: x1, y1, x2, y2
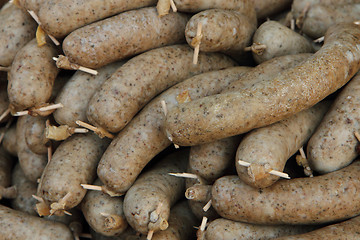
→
(0, 108, 10, 122)
(354, 21, 360, 25)
(203, 199, 212, 212)
(13, 103, 64, 116)
(81, 184, 103, 192)
(75, 120, 114, 139)
(354, 131, 360, 142)
(169, 0, 177, 12)
(27, 10, 60, 46)
(200, 216, 207, 231)
(290, 18, 295, 31)
(192, 22, 203, 65)
(53, 56, 98, 75)
(238, 160, 290, 179)
(32, 195, 45, 203)
(169, 172, 206, 185)
(147, 230, 154, 240)
(314, 36, 324, 43)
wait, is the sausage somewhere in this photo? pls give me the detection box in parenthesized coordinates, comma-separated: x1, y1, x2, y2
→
(37, 133, 109, 216)
(16, 115, 47, 182)
(307, 72, 360, 174)
(212, 160, 360, 224)
(10, 163, 38, 215)
(8, 38, 59, 112)
(251, 20, 314, 64)
(273, 215, 360, 240)
(185, 184, 212, 202)
(2, 124, 18, 156)
(189, 136, 241, 182)
(185, 9, 257, 54)
(97, 66, 251, 195)
(164, 23, 360, 146)
(123, 150, 188, 234)
(81, 179, 127, 236)
(62, 7, 190, 69)
(37, 0, 157, 38)
(0, 204, 73, 240)
(0, 2, 36, 67)
(302, 4, 360, 39)
(54, 61, 124, 127)
(24, 116, 48, 155)
(253, 0, 292, 19)
(236, 101, 329, 189)
(87, 45, 237, 133)
(204, 218, 316, 240)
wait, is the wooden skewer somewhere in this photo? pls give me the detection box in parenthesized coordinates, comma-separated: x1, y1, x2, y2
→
(314, 36, 324, 43)
(147, 230, 154, 240)
(168, 172, 199, 179)
(75, 120, 114, 139)
(200, 216, 207, 231)
(354, 21, 360, 25)
(53, 56, 98, 75)
(169, 0, 177, 12)
(27, 10, 60, 46)
(290, 18, 295, 31)
(64, 210, 72, 216)
(13, 103, 64, 116)
(192, 22, 203, 65)
(203, 199, 212, 212)
(32, 195, 44, 203)
(0, 66, 10, 72)
(244, 43, 267, 55)
(81, 184, 103, 191)
(238, 160, 290, 179)
(45, 120, 52, 163)
(299, 146, 306, 159)
(0, 108, 10, 122)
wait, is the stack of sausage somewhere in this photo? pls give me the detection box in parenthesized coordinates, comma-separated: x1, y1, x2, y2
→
(1, 0, 360, 239)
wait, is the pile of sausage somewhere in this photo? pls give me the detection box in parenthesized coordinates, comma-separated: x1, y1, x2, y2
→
(1, 0, 360, 239)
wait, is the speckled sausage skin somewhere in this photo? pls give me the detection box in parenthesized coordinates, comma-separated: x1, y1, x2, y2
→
(0, 205, 73, 240)
(25, 116, 48, 155)
(236, 101, 329, 189)
(189, 136, 241, 182)
(174, 0, 253, 12)
(291, 0, 360, 19)
(81, 179, 127, 236)
(302, 4, 360, 39)
(204, 218, 316, 240)
(8, 39, 59, 112)
(273, 215, 360, 240)
(123, 151, 188, 234)
(63, 7, 189, 69)
(16, 116, 47, 182)
(307, 72, 360, 174)
(54, 62, 124, 127)
(10, 164, 38, 216)
(149, 201, 198, 240)
(17, 0, 44, 12)
(252, 21, 314, 64)
(38, 0, 157, 38)
(87, 45, 237, 133)
(212, 161, 360, 224)
(0, 2, 36, 67)
(164, 23, 360, 146)
(185, 9, 256, 53)
(37, 133, 109, 215)
(253, 0, 292, 19)
(97, 66, 251, 195)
